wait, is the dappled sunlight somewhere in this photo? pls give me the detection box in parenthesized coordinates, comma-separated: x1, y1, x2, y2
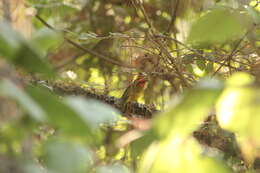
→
(217, 91, 237, 126)
(66, 70, 77, 80)
(139, 136, 230, 173)
(1, 0, 260, 172)
(193, 65, 206, 77)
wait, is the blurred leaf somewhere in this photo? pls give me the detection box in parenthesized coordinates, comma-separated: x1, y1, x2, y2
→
(154, 78, 223, 139)
(31, 1, 78, 20)
(96, 164, 130, 173)
(226, 72, 254, 86)
(43, 139, 93, 173)
(246, 6, 260, 24)
(131, 130, 157, 158)
(187, 8, 250, 46)
(26, 85, 96, 137)
(32, 28, 63, 56)
(23, 161, 47, 173)
(15, 44, 54, 76)
(0, 116, 37, 153)
(139, 137, 231, 173)
(216, 72, 260, 162)
(0, 23, 54, 76)
(0, 80, 46, 121)
(216, 72, 259, 139)
(0, 23, 20, 58)
(64, 97, 120, 128)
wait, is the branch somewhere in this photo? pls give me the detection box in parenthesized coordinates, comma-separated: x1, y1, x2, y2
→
(155, 35, 240, 70)
(166, 0, 179, 33)
(35, 14, 134, 69)
(212, 30, 250, 76)
(32, 80, 157, 118)
(29, 78, 246, 167)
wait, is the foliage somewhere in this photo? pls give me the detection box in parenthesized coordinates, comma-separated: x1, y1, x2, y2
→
(1, 0, 260, 173)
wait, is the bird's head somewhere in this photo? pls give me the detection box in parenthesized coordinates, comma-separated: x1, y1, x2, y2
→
(135, 73, 148, 88)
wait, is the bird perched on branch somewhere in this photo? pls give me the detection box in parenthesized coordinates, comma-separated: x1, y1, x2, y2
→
(120, 73, 148, 114)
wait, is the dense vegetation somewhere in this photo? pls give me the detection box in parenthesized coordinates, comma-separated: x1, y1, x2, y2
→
(0, 0, 260, 172)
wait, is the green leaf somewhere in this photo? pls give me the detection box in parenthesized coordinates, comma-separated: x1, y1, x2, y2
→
(32, 28, 63, 56)
(25, 85, 95, 137)
(246, 6, 260, 24)
(139, 137, 231, 173)
(216, 72, 259, 139)
(216, 72, 260, 161)
(131, 130, 157, 158)
(187, 8, 250, 47)
(23, 160, 46, 173)
(15, 44, 54, 77)
(33, 3, 78, 24)
(154, 78, 223, 139)
(0, 23, 20, 58)
(42, 139, 93, 173)
(64, 97, 120, 128)
(96, 164, 130, 173)
(0, 23, 54, 77)
(0, 80, 46, 121)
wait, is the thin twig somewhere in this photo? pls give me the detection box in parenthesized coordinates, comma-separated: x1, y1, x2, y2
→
(35, 14, 133, 68)
(156, 35, 242, 69)
(121, 45, 156, 55)
(131, 1, 189, 86)
(149, 35, 189, 86)
(135, 0, 154, 30)
(167, 0, 180, 59)
(166, 0, 179, 33)
(212, 32, 248, 77)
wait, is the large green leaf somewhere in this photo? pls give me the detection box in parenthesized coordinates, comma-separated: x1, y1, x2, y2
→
(131, 130, 157, 158)
(216, 73, 258, 136)
(216, 72, 260, 161)
(246, 6, 260, 24)
(0, 23, 54, 76)
(154, 78, 223, 139)
(64, 97, 120, 128)
(0, 79, 117, 139)
(187, 8, 251, 47)
(0, 23, 20, 58)
(96, 164, 130, 173)
(42, 139, 93, 173)
(0, 80, 46, 121)
(138, 137, 231, 173)
(133, 78, 224, 171)
(32, 28, 63, 56)
(25, 85, 95, 137)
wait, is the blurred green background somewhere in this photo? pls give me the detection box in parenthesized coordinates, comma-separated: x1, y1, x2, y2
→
(0, 0, 260, 172)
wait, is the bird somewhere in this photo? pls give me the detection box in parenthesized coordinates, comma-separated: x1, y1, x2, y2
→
(120, 73, 148, 114)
